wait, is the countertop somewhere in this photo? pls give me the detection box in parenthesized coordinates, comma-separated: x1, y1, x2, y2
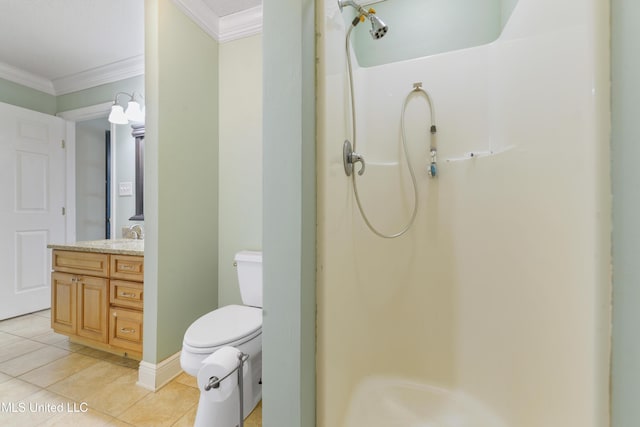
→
(48, 239, 144, 256)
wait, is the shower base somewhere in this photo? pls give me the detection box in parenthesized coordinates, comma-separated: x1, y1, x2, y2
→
(344, 376, 506, 427)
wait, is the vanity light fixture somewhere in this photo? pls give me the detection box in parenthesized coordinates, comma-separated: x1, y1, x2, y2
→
(108, 92, 145, 124)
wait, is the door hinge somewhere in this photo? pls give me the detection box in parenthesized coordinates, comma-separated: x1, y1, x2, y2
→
(62, 207, 66, 215)
(61, 139, 65, 149)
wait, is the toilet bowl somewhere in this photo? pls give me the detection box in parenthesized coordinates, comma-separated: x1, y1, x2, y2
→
(181, 305, 262, 375)
(180, 251, 263, 423)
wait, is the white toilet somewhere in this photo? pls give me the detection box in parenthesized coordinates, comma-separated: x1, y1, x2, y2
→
(180, 251, 263, 424)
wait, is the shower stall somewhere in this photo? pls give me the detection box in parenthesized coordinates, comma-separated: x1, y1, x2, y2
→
(316, 0, 611, 425)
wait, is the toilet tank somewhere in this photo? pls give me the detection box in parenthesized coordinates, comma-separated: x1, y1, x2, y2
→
(235, 251, 262, 308)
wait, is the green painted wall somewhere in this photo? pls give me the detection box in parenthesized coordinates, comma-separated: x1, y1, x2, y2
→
(144, 0, 160, 363)
(218, 34, 263, 306)
(0, 77, 56, 114)
(352, 0, 502, 67)
(144, 0, 219, 363)
(0, 75, 144, 116)
(612, 0, 640, 424)
(501, 0, 519, 26)
(57, 75, 144, 113)
(263, 0, 316, 425)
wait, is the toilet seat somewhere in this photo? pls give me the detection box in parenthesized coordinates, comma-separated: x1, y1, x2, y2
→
(183, 304, 262, 353)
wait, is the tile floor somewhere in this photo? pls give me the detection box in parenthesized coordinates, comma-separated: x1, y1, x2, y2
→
(0, 309, 262, 426)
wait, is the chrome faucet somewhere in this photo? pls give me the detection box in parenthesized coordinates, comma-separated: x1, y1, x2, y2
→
(128, 224, 144, 240)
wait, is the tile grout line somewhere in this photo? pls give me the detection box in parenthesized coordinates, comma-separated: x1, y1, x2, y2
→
(1, 311, 261, 426)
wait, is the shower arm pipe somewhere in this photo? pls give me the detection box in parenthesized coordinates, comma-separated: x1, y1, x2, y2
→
(339, 0, 374, 17)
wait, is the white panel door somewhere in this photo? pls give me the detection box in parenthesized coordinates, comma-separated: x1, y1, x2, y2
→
(0, 102, 66, 320)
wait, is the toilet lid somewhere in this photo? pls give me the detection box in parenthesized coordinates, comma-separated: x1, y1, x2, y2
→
(184, 304, 262, 349)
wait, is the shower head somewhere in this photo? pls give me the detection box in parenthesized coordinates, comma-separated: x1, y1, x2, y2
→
(368, 14, 388, 39)
(338, 0, 389, 39)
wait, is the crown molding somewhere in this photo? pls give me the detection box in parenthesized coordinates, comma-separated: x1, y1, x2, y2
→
(56, 101, 112, 122)
(218, 6, 262, 43)
(0, 61, 56, 95)
(0, 55, 143, 97)
(53, 55, 144, 96)
(1, 0, 260, 97)
(172, 0, 262, 43)
(172, 0, 221, 40)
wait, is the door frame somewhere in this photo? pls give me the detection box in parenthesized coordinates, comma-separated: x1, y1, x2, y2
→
(58, 102, 116, 240)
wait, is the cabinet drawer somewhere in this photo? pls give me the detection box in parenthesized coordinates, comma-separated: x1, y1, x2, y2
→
(110, 280, 143, 310)
(109, 307, 143, 353)
(110, 255, 144, 281)
(53, 250, 109, 277)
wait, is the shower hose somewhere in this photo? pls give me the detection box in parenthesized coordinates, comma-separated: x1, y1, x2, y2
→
(345, 25, 432, 239)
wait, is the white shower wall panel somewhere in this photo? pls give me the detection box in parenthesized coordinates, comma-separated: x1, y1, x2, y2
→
(317, 0, 609, 426)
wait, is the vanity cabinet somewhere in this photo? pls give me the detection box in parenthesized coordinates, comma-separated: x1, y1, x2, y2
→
(50, 249, 143, 359)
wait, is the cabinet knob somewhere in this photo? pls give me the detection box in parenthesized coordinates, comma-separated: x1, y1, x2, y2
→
(120, 292, 137, 298)
(120, 328, 136, 334)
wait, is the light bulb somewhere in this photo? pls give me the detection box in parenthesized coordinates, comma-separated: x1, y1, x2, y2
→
(125, 101, 144, 123)
(108, 105, 128, 124)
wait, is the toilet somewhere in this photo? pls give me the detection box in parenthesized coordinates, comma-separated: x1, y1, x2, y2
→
(180, 250, 263, 423)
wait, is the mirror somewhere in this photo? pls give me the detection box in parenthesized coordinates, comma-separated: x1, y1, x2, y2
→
(75, 117, 112, 240)
(129, 124, 145, 221)
(73, 109, 143, 240)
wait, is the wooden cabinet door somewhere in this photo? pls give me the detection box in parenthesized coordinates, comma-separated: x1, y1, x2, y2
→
(77, 276, 108, 343)
(51, 272, 76, 335)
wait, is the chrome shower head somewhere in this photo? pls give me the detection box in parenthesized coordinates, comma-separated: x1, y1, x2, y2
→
(338, 0, 389, 40)
(368, 14, 388, 39)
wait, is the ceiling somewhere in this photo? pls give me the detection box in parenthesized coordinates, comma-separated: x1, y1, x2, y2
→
(203, 0, 260, 17)
(0, 0, 260, 96)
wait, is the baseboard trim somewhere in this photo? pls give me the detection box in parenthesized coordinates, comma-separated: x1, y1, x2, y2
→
(137, 351, 183, 391)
